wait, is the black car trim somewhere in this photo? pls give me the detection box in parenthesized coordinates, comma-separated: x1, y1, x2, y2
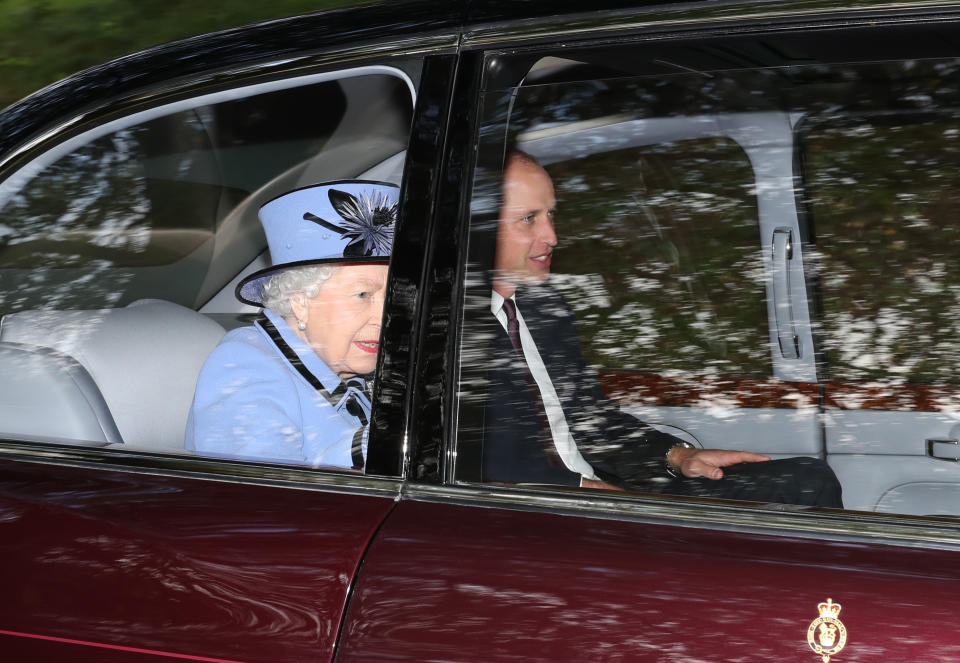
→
(461, 0, 960, 48)
(366, 54, 463, 478)
(0, 33, 459, 180)
(400, 52, 486, 486)
(420, 51, 487, 487)
(402, 482, 960, 552)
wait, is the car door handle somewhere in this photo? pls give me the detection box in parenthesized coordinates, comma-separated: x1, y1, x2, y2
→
(771, 227, 800, 359)
(926, 438, 960, 461)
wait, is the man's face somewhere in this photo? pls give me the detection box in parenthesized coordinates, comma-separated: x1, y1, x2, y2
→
(301, 264, 388, 378)
(494, 158, 558, 297)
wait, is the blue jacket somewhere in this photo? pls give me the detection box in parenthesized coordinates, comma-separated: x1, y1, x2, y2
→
(185, 309, 371, 468)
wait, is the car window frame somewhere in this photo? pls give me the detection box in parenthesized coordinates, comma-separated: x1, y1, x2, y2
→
(0, 66, 417, 206)
(0, 31, 460, 492)
(407, 6, 960, 553)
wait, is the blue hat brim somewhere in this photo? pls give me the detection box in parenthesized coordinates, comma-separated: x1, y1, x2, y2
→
(236, 255, 390, 308)
(239, 178, 399, 307)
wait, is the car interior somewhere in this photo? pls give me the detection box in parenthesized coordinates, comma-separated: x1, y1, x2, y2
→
(3, 30, 960, 518)
(0, 64, 417, 454)
(457, 41, 960, 516)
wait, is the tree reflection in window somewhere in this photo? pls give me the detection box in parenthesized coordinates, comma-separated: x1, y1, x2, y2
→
(545, 138, 770, 381)
(805, 115, 960, 387)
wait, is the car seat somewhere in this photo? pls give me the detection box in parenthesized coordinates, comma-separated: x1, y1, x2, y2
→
(0, 299, 225, 451)
(0, 342, 122, 446)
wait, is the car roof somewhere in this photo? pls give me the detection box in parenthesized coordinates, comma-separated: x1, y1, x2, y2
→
(0, 0, 460, 156)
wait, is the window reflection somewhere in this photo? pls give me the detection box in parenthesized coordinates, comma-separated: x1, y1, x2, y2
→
(0, 67, 416, 464)
(805, 115, 960, 386)
(548, 139, 768, 379)
(459, 48, 960, 516)
(0, 73, 409, 313)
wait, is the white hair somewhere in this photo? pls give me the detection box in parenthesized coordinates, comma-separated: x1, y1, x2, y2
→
(261, 264, 338, 315)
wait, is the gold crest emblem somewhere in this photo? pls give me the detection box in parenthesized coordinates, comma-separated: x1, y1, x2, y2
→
(807, 598, 847, 663)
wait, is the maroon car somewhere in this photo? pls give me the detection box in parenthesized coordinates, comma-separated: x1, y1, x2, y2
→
(2, 1, 960, 660)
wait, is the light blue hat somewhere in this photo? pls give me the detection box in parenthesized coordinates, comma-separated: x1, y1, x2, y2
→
(237, 180, 399, 306)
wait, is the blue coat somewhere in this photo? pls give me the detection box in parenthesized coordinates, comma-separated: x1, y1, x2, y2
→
(185, 309, 371, 468)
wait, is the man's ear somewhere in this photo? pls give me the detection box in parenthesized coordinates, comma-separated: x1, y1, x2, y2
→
(289, 292, 309, 324)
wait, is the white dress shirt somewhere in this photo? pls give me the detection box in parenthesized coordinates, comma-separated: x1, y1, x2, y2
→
(491, 291, 598, 481)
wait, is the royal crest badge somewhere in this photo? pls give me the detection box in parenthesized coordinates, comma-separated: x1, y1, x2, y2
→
(807, 598, 847, 663)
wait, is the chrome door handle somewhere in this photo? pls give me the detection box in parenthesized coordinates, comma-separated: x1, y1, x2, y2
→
(772, 227, 799, 359)
(926, 438, 960, 461)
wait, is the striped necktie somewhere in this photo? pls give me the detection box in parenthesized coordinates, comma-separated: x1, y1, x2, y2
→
(501, 297, 522, 353)
(500, 297, 560, 466)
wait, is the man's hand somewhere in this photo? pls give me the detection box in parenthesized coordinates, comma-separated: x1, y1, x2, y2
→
(667, 447, 770, 480)
(581, 477, 622, 491)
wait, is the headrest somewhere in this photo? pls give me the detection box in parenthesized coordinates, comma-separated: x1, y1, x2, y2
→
(0, 342, 120, 446)
(0, 299, 225, 450)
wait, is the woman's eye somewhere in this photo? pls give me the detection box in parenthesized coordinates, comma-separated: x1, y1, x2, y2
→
(356, 291, 369, 299)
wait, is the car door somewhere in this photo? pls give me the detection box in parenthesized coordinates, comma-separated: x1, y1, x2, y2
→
(338, 498, 960, 662)
(0, 9, 459, 662)
(0, 461, 399, 663)
(337, 3, 960, 661)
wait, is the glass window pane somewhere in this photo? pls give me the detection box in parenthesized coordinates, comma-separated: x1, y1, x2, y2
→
(457, 67, 803, 496)
(548, 139, 768, 380)
(0, 71, 413, 312)
(805, 114, 960, 386)
(0, 64, 416, 470)
(456, 39, 960, 515)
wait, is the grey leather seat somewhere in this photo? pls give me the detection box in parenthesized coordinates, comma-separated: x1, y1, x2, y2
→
(0, 299, 225, 451)
(0, 342, 121, 446)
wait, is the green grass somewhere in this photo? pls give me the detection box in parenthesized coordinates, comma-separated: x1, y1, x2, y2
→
(0, 0, 370, 110)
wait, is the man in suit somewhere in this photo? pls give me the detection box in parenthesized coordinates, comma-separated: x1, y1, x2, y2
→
(479, 151, 842, 506)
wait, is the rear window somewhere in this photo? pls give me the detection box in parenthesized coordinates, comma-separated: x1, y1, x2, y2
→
(0, 69, 414, 312)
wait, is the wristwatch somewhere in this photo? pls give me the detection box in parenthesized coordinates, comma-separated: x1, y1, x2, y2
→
(665, 440, 696, 478)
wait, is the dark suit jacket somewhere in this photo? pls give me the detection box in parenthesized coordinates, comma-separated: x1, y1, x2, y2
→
(469, 284, 683, 490)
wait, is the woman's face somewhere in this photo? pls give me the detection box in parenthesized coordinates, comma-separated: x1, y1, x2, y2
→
(292, 264, 389, 378)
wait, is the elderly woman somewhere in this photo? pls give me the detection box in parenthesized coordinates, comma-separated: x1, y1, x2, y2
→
(185, 180, 397, 469)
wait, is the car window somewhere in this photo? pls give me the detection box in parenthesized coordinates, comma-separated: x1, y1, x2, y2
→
(544, 137, 770, 382)
(454, 36, 960, 516)
(0, 66, 415, 313)
(456, 53, 819, 493)
(0, 61, 419, 473)
(800, 100, 960, 514)
(804, 113, 960, 385)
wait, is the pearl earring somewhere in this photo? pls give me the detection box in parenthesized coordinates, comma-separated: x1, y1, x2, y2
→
(297, 320, 306, 331)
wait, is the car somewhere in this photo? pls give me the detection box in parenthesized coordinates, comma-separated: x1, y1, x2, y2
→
(2, 0, 960, 660)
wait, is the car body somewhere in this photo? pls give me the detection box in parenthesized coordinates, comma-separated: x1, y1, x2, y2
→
(2, 1, 960, 661)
